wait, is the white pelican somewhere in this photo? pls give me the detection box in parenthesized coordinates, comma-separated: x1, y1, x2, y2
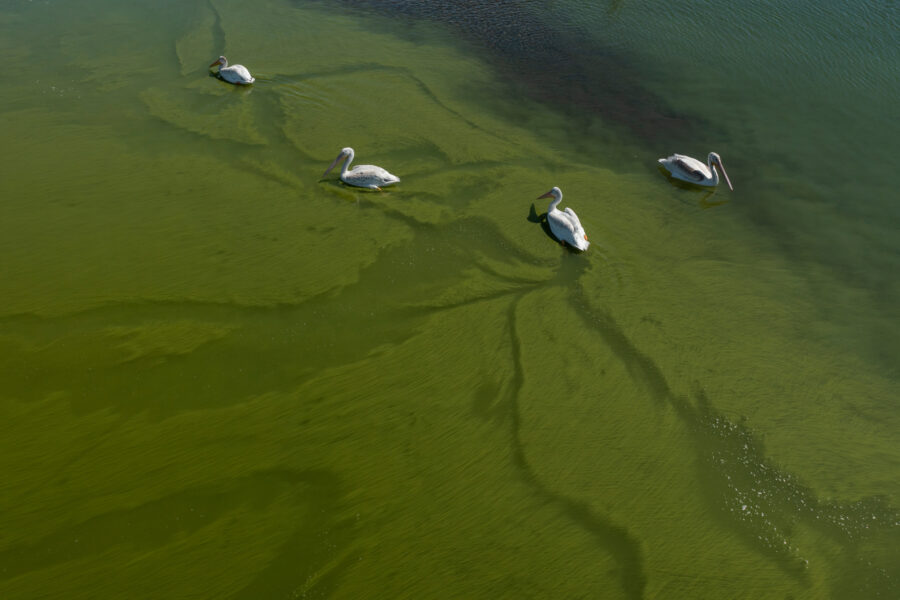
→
(322, 147, 400, 191)
(538, 187, 590, 251)
(209, 56, 255, 85)
(658, 152, 732, 190)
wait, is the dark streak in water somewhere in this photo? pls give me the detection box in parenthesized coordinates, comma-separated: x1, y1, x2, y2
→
(504, 293, 648, 600)
(566, 284, 900, 594)
(207, 0, 226, 53)
(301, 0, 705, 147)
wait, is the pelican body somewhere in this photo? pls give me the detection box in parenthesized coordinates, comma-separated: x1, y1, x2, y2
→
(538, 187, 590, 251)
(209, 56, 255, 85)
(658, 152, 733, 190)
(323, 147, 399, 191)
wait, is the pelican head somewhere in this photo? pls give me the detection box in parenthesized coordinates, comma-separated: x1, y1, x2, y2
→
(708, 152, 733, 191)
(209, 56, 226, 68)
(538, 186, 562, 202)
(323, 147, 353, 177)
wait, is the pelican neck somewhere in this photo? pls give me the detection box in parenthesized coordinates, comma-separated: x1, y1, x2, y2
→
(548, 194, 562, 212)
(340, 150, 355, 177)
(707, 157, 719, 185)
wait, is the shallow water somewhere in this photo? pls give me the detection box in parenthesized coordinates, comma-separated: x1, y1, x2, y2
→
(1, 0, 898, 598)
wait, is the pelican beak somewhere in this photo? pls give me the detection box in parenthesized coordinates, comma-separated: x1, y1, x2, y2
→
(322, 152, 344, 177)
(209, 59, 221, 68)
(538, 190, 553, 199)
(717, 158, 734, 191)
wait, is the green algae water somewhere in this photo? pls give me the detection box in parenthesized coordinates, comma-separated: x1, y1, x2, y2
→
(1, 0, 898, 598)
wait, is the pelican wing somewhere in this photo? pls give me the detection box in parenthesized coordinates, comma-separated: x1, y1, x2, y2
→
(548, 206, 589, 250)
(548, 209, 577, 237)
(566, 208, 590, 249)
(563, 207, 584, 231)
(675, 160, 706, 181)
(667, 154, 710, 181)
(344, 165, 400, 189)
(221, 64, 254, 84)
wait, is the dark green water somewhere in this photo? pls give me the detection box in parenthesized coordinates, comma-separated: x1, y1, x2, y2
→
(1, 0, 898, 598)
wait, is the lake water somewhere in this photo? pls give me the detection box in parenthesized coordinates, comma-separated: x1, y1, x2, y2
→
(1, 0, 898, 598)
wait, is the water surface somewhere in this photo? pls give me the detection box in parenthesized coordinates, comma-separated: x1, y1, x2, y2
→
(0, 0, 898, 598)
